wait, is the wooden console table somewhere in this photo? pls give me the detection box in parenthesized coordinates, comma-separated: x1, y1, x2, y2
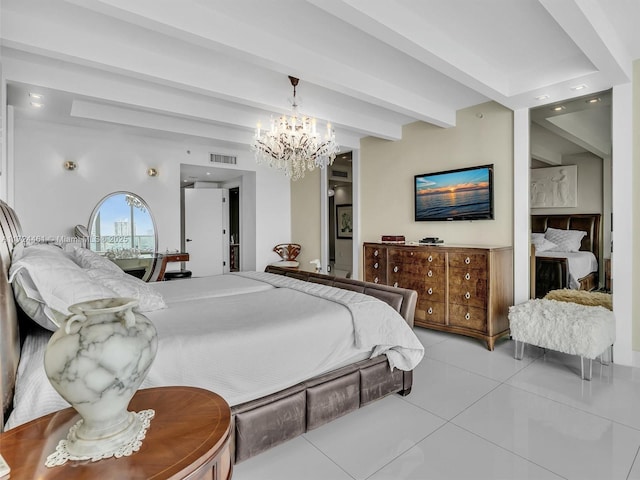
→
(0, 386, 232, 479)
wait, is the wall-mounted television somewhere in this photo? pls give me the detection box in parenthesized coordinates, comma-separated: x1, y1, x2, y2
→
(414, 164, 494, 221)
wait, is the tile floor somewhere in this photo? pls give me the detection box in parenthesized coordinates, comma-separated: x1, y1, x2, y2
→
(234, 328, 640, 480)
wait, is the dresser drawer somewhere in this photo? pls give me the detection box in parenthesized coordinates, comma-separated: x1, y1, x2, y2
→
(364, 245, 387, 284)
(448, 304, 487, 332)
(389, 248, 445, 267)
(448, 252, 487, 269)
(415, 300, 446, 325)
(449, 281, 486, 308)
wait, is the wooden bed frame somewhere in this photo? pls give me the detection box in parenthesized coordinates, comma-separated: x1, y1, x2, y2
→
(0, 199, 418, 465)
(531, 214, 601, 298)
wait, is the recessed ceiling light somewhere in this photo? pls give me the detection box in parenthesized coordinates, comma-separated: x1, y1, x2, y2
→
(30, 102, 43, 108)
(29, 93, 44, 99)
(571, 84, 587, 91)
(206, 172, 211, 175)
(535, 94, 550, 101)
(551, 105, 565, 112)
(586, 97, 601, 104)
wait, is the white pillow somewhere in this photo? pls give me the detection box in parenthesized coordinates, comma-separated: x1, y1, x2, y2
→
(9, 244, 118, 330)
(86, 268, 166, 312)
(64, 244, 123, 273)
(544, 227, 587, 252)
(531, 233, 557, 253)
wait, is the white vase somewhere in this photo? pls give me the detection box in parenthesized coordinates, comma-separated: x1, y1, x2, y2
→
(44, 297, 158, 458)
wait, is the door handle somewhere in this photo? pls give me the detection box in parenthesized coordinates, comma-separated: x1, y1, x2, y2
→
(186, 238, 193, 242)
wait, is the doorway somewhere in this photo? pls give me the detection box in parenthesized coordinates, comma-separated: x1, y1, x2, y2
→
(328, 152, 353, 277)
(229, 187, 240, 271)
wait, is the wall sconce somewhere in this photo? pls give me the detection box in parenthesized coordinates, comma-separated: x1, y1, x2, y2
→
(147, 168, 159, 177)
(64, 160, 78, 171)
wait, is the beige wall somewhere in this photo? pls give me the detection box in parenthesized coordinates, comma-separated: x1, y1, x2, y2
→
(530, 153, 603, 216)
(291, 168, 321, 271)
(633, 60, 640, 350)
(360, 102, 514, 276)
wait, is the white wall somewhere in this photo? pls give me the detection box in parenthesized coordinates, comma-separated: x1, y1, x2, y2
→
(11, 118, 290, 271)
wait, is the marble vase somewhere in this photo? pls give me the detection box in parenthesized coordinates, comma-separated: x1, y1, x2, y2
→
(44, 297, 158, 459)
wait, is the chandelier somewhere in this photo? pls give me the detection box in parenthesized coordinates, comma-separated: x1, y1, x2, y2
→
(252, 76, 339, 181)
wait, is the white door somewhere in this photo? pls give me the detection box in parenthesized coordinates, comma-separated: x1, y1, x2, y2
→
(184, 188, 229, 277)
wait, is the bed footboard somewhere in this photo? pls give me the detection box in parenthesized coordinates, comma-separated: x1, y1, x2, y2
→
(229, 266, 418, 464)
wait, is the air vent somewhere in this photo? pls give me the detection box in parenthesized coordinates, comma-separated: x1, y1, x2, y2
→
(210, 153, 237, 165)
(331, 169, 348, 178)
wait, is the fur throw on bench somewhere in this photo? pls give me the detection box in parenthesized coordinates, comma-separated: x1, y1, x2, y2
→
(544, 289, 612, 311)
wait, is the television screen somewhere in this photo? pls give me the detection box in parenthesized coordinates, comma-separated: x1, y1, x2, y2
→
(414, 164, 494, 221)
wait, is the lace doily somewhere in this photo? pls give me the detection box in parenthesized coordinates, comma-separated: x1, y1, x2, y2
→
(45, 409, 155, 467)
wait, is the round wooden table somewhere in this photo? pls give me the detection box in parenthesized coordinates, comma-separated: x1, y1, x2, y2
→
(0, 386, 232, 479)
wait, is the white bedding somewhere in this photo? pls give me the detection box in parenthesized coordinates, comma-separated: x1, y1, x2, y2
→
(6, 272, 424, 430)
(535, 250, 598, 289)
(150, 273, 274, 304)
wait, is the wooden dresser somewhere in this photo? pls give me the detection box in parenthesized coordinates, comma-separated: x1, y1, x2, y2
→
(364, 243, 513, 350)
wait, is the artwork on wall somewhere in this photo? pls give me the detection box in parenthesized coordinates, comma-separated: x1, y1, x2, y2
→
(530, 165, 578, 208)
(336, 204, 353, 239)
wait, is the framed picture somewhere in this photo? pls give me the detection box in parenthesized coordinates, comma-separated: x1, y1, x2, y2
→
(336, 204, 353, 239)
(530, 165, 578, 208)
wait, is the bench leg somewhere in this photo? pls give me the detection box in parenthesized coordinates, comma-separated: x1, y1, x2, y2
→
(581, 357, 592, 381)
(514, 340, 525, 360)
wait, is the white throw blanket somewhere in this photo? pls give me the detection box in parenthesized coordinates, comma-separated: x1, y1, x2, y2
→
(233, 271, 424, 371)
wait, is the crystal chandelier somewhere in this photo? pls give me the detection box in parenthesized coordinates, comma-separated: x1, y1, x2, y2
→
(252, 76, 339, 181)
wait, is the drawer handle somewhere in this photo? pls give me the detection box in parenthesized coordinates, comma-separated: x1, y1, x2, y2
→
(374, 250, 379, 257)
(465, 257, 471, 264)
(393, 266, 399, 273)
(465, 313, 471, 321)
(374, 277, 379, 283)
(465, 272, 471, 281)
(393, 282, 398, 288)
(428, 287, 433, 295)
(428, 255, 433, 262)
(410, 252, 414, 256)
(427, 307, 433, 315)
(374, 262, 378, 269)
(465, 292, 471, 300)
(427, 270, 433, 277)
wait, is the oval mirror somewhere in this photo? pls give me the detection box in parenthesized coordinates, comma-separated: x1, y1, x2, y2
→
(87, 192, 158, 279)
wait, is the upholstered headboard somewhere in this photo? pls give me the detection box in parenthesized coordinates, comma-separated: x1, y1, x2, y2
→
(0, 199, 22, 425)
(531, 214, 601, 264)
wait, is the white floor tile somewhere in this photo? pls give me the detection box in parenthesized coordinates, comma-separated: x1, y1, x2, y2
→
(368, 422, 564, 480)
(401, 357, 500, 419)
(507, 349, 640, 430)
(452, 384, 640, 479)
(412, 327, 451, 348)
(423, 335, 543, 382)
(626, 447, 640, 479)
(232, 436, 353, 480)
(303, 395, 445, 480)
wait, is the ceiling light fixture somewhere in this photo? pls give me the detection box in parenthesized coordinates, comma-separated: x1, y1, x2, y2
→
(147, 168, 159, 177)
(64, 160, 78, 171)
(30, 102, 43, 108)
(29, 93, 44, 99)
(535, 94, 550, 101)
(586, 97, 601, 104)
(551, 105, 566, 112)
(571, 84, 587, 91)
(252, 76, 339, 181)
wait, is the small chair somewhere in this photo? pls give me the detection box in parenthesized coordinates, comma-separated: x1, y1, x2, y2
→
(271, 243, 301, 268)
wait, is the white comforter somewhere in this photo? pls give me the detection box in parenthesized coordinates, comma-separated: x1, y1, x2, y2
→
(6, 272, 424, 429)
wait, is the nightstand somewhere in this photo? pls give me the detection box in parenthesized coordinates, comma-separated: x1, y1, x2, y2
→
(0, 386, 232, 479)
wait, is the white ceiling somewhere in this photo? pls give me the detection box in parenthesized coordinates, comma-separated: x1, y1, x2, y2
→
(2, 0, 639, 181)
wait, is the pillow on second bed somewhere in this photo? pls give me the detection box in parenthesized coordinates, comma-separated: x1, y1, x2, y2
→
(544, 227, 587, 252)
(531, 232, 557, 253)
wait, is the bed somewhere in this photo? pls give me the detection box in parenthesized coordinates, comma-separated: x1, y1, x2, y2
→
(0, 199, 422, 465)
(531, 214, 601, 299)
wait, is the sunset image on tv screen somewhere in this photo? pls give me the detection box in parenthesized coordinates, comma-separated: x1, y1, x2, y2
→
(415, 166, 492, 221)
